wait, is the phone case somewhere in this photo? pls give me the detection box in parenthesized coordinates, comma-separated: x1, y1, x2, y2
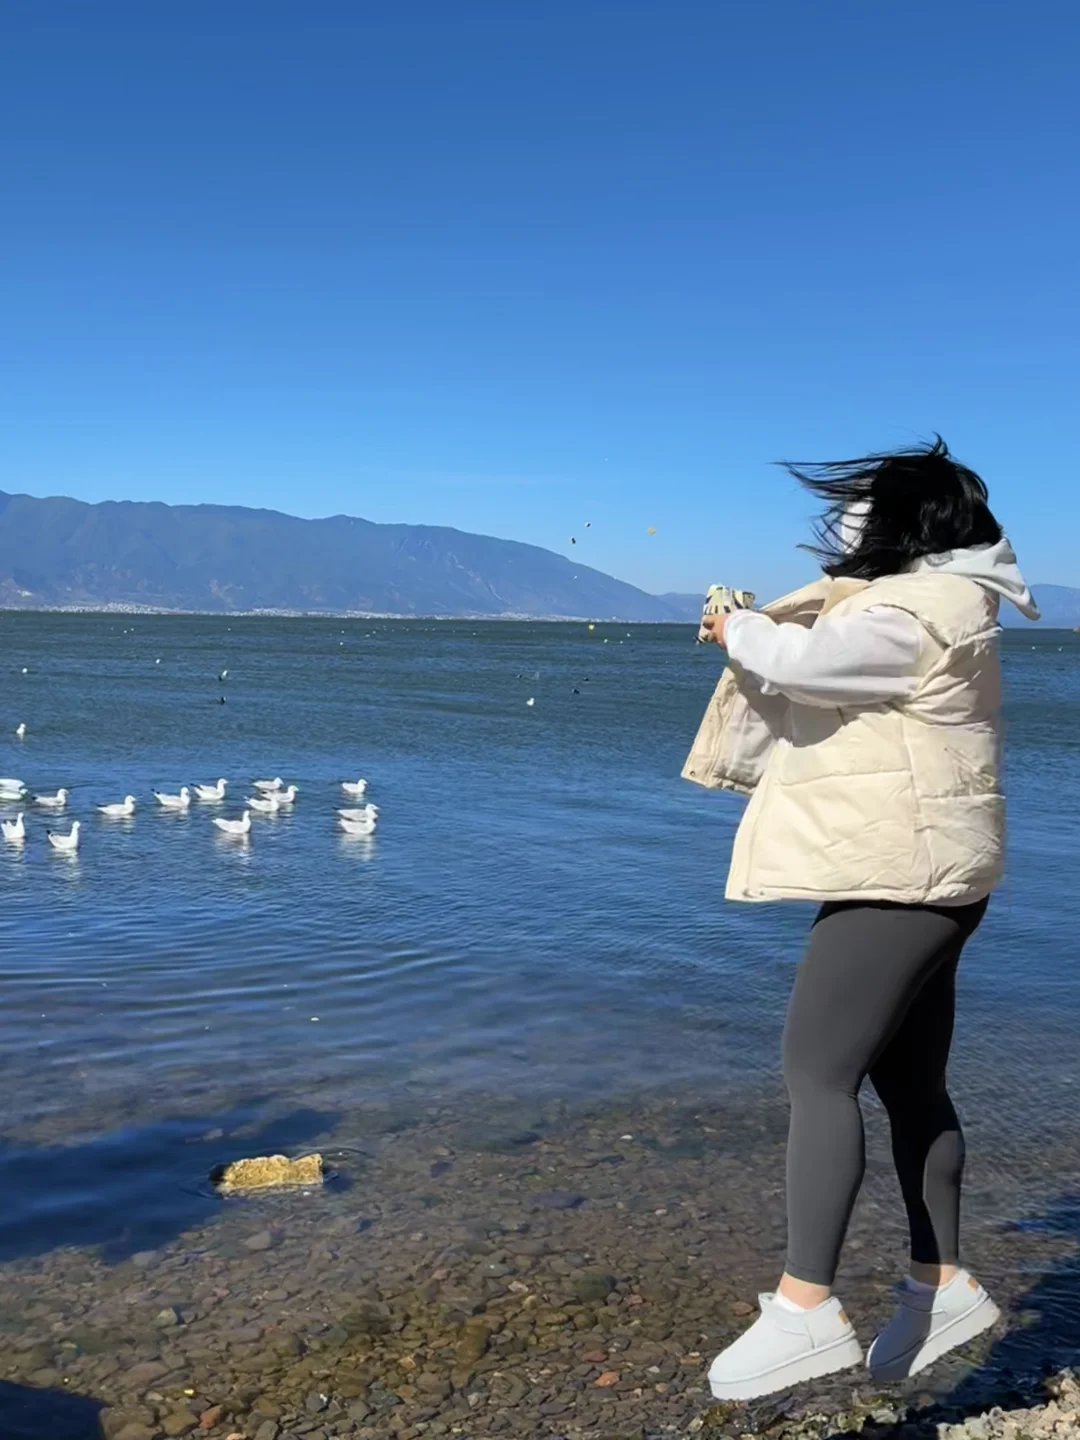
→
(696, 585, 755, 642)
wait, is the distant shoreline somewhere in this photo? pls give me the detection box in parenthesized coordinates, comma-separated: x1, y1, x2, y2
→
(0, 604, 1065, 628)
(0, 603, 695, 624)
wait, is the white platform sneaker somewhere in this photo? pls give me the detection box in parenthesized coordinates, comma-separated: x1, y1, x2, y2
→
(708, 1293, 864, 1401)
(867, 1269, 1000, 1382)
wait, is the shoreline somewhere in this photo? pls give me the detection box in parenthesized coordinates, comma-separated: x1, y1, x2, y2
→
(0, 606, 1066, 629)
(2, 1089, 1077, 1440)
(0, 604, 692, 622)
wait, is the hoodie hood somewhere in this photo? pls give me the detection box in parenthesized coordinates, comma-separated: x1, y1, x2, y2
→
(838, 500, 871, 554)
(912, 538, 1040, 621)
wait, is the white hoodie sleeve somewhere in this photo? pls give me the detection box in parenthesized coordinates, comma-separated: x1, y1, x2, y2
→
(723, 606, 924, 708)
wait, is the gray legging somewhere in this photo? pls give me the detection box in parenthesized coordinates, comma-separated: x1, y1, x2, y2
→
(783, 898, 988, 1287)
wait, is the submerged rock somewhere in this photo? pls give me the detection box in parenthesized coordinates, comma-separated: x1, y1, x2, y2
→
(212, 1153, 323, 1192)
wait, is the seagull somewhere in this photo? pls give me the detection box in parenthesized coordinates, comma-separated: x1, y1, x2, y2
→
(252, 777, 284, 794)
(47, 820, 81, 852)
(1, 813, 25, 843)
(15, 722, 26, 739)
(213, 810, 251, 838)
(341, 779, 368, 797)
(271, 784, 298, 806)
(153, 786, 191, 810)
(34, 788, 69, 810)
(219, 669, 229, 681)
(0, 778, 27, 800)
(98, 796, 136, 818)
(193, 779, 228, 802)
(338, 803, 379, 822)
(246, 793, 284, 814)
(526, 697, 535, 707)
(339, 813, 376, 837)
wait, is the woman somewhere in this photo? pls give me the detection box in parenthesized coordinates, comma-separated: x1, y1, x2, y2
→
(686, 439, 1038, 1401)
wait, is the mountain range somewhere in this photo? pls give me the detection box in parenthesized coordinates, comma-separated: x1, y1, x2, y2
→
(0, 489, 696, 620)
(0, 489, 1073, 625)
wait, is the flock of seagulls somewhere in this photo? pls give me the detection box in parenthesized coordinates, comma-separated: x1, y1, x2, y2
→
(0, 774, 378, 853)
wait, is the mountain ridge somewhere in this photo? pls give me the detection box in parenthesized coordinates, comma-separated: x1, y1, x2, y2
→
(0, 488, 687, 621)
(0, 488, 1072, 624)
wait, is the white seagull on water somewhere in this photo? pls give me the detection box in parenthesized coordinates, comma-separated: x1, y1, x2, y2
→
(15, 722, 26, 739)
(252, 776, 284, 794)
(213, 811, 251, 838)
(341, 779, 368, 797)
(339, 813, 377, 837)
(34, 788, 69, 810)
(193, 779, 228, 802)
(153, 786, 191, 810)
(98, 796, 136, 818)
(47, 821, 81, 853)
(0, 778, 27, 800)
(2, 813, 25, 843)
(247, 793, 283, 814)
(338, 803, 379, 823)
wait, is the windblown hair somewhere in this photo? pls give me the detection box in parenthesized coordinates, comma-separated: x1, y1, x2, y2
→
(782, 436, 1003, 580)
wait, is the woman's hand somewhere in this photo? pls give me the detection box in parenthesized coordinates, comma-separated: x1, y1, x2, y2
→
(700, 612, 730, 647)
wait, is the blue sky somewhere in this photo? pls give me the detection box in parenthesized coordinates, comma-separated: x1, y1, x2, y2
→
(2, 1, 1076, 597)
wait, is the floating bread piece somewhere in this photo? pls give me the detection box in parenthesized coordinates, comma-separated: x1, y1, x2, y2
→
(214, 1153, 323, 1192)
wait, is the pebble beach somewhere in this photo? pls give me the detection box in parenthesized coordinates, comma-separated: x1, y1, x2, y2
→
(2, 1088, 1079, 1440)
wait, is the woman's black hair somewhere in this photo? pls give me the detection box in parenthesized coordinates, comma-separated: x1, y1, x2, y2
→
(781, 436, 1003, 580)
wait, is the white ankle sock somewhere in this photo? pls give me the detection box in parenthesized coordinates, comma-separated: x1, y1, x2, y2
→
(775, 1291, 813, 1312)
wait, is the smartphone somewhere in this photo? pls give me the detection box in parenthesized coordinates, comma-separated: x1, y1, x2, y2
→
(696, 585, 755, 643)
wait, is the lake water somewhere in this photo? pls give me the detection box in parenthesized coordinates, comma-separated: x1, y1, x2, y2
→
(1, 615, 1079, 1437)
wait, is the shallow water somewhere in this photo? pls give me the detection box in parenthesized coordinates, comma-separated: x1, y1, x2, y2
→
(1, 616, 1079, 1437)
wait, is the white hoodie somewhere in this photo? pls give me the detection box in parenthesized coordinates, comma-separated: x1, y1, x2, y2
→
(724, 539, 1038, 708)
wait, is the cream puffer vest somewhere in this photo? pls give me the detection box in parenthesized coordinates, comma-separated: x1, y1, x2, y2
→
(683, 572, 1004, 905)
